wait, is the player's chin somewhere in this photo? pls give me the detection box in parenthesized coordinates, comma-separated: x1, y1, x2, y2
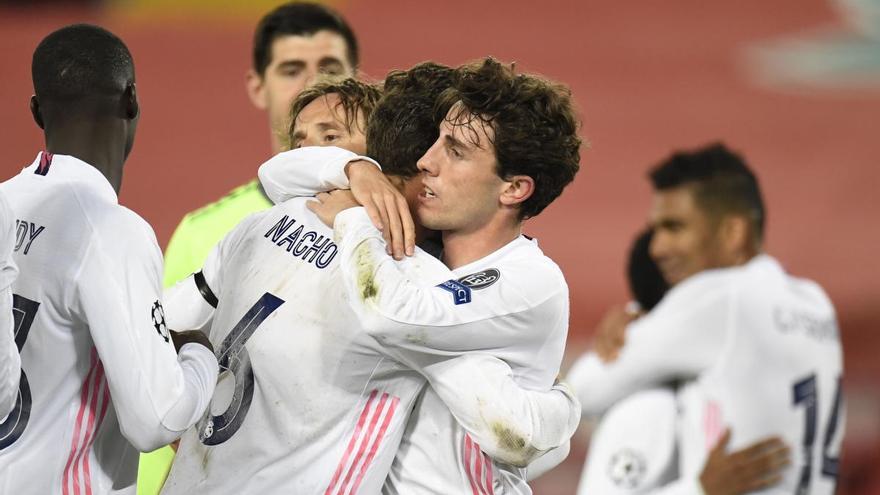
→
(658, 265, 684, 286)
(416, 209, 447, 231)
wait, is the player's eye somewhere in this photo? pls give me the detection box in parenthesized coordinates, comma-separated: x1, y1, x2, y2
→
(323, 134, 340, 143)
(291, 133, 305, 149)
(319, 62, 345, 76)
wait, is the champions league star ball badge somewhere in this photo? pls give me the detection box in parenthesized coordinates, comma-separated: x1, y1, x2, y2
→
(457, 268, 501, 290)
(151, 300, 170, 343)
(607, 448, 647, 489)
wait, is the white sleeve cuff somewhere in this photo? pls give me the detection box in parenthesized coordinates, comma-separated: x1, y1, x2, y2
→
(333, 206, 374, 242)
(160, 342, 219, 432)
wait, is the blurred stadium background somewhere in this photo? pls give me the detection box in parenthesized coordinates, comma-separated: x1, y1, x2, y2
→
(1, 0, 878, 492)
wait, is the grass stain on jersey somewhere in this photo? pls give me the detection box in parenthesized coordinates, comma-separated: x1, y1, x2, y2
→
(356, 243, 378, 302)
(405, 329, 428, 345)
(491, 421, 537, 467)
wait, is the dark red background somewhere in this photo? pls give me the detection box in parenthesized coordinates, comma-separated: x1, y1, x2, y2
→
(1, 0, 878, 492)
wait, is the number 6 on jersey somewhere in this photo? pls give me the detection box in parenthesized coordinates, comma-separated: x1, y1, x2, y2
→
(198, 292, 284, 446)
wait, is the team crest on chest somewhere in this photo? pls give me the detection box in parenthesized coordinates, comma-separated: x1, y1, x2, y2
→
(457, 269, 501, 290)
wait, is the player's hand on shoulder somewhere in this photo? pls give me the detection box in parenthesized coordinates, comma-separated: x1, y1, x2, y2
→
(594, 304, 639, 363)
(699, 429, 790, 495)
(170, 329, 214, 354)
(346, 159, 416, 260)
(308, 190, 359, 229)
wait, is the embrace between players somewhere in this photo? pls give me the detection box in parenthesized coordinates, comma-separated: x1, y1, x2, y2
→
(0, 5, 843, 495)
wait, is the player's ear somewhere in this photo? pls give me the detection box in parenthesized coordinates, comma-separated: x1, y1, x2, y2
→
(246, 69, 268, 110)
(30, 95, 44, 130)
(720, 215, 749, 259)
(499, 175, 534, 208)
(123, 82, 139, 121)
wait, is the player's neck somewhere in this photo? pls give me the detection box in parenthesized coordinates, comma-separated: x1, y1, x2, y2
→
(441, 217, 522, 270)
(45, 124, 125, 194)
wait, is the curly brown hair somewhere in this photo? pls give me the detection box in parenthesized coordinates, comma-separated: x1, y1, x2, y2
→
(436, 58, 582, 219)
(366, 61, 454, 179)
(284, 76, 381, 150)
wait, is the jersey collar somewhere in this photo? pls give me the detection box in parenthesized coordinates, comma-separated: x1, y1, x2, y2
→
(25, 152, 118, 203)
(449, 234, 534, 277)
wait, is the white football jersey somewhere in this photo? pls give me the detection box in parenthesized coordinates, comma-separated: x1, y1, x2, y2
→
(161, 195, 577, 494)
(0, 191, 20, 418)
(577, 388, 710, 495)
(569, 255, 844, 495)
(0, 153, 218, 495)
(332, 208, 573, 495)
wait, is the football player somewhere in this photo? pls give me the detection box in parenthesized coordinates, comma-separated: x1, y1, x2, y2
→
(577, 228, 790, 494)
(260, 57, 583, 493)
(0, 25, 218, 495)
(159, 68, 579, 494)
(569, 143, 843, 495)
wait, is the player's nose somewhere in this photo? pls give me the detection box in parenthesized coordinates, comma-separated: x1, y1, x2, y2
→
(649, 230, 670, 261)
(417, 140, 440, 176)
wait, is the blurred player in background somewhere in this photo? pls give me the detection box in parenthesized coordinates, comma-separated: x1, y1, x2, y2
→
(142, 3, 360, 491)
(0, 24, 218, 495)
(576, 228, 791, 494)
(158, 71, 578, 494)
(569, 143, 844, 494)
(0, 191, 21, 419)
(161, 1, 359, 288)
(266, 57, 583, 493)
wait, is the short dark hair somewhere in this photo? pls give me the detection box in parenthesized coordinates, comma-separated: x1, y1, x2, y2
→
(286, 76, 381, 149)
(627, 228, 669, 311)
(32, 24, 134, 101)
(649, 143, 765, 243)
(366, 62, 455, 179)
(436, 58, 582, 219)
(253, 2, 359, 75)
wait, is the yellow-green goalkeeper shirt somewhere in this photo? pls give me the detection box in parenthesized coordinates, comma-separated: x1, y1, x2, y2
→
(163, 179, 272, 286)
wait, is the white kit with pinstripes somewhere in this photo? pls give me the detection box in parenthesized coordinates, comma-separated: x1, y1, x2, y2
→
(160, 185, 578, 494)
(569, 255, 844, 495)
(0, 153, 218, 495)
(246, 146, 580, 494)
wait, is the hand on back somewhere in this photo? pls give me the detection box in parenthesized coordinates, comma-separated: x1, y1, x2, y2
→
(594, 304, 640, 363)
(700, 429, 791, 495)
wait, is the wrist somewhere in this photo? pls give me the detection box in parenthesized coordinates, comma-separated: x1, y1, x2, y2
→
(344, 157, 381, 179)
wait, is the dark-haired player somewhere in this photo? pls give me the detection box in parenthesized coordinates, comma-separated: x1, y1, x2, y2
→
(162, 1, 360, 289)
(267, 57, 584, 493)
(569, 143, 844, 494)
(576, 228, 791, 494)
(145, 5, 361, 489)
(0, 24, 218, 495)
(160, 70, 578, 494)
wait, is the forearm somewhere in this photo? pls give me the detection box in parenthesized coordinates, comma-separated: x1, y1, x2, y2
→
(424, 355, 580, 467)
(566, 352, 639, 416)
(108, 341, 217, 452)
(337, 208, 561, 355)
(567, 322, 716, 416)
(526, 441, 570, 481)
(257, 146, 380, 203)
